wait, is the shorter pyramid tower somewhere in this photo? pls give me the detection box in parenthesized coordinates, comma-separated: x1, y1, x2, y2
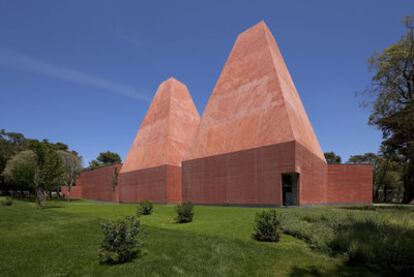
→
(119, 78, 200, 203)
(182, 21, 327, 205)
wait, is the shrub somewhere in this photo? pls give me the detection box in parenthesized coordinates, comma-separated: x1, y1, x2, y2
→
(175, 202, 194, 223)
(138, 200, 153, 215)
(331, 218, 414, 274)
(1, 197, 13, 206)
(253, 209, 282, 242)
(98, 216, 142, 264)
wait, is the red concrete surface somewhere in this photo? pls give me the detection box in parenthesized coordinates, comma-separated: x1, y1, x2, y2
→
(185, 21, 325, 162)
(182, 21, 329, 205)
(295, 142, 328, 205)
(119, 77, 200, 203)
(77, 164, 122, 202)
(118, 165, 181, 203)
(183, 141, 296, 205)
(327, 164, 373, 204)
(60, 185, 82, 199)
(121, 77, 200, 172)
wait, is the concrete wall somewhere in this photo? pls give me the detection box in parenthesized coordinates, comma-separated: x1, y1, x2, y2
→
(118, 165, 182, 203)
(182, 141, 296, 205)
(68, 149, 373, 206)
(295, 142, 328, 205)
(327, 164, 373, 204)
(61, 185, 82, 199)
(76, 164, 121, 202)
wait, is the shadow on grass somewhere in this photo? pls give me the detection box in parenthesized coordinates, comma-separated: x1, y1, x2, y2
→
(338, 205, 414, 212)
(289, 264, 378, 277)
(42, 204, 65, 209)
(329, 219, 414, 276)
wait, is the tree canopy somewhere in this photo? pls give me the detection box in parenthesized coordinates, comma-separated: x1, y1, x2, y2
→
(0, 129, 82, 207)
(366, 15, 414, 203)
(324, 152, 342, 164)
(58, 150, 82, 197)
(89, 151, 122, 169)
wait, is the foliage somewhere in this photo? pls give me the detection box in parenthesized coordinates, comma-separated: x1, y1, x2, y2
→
(2, 142, 66, 208)
(1, 197, 13, 206)
(58, 150, 82, 198)
(324, 152, 342, 164)
(252, 209, 281, 242)
(366, 15, 414, 203)
(332, 219, 414, 274)
(98, 216, 142, 264)
(277, 207, 414, 275)
(0, 130, 28, 192)
(175, 202, 194, 223)
(347, 152, 378, 165)
(2, 150, 37, 191)
(89, 151, 121, 170)
(0, 129, 80, 198)
(137, 200, 153, 215)
(29, 140, 65, 208)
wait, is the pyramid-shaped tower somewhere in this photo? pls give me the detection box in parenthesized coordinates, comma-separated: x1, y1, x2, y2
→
(183, 21, 327, 206)
(119, 77, 200, 203)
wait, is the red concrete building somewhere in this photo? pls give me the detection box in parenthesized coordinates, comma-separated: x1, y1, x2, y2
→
(66, 21, 372, 206)
(182, 21, 371, 206)
(118, 77, 200, 203)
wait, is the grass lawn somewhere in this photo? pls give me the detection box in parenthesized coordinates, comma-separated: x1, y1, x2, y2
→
(0, 198, 412, 277)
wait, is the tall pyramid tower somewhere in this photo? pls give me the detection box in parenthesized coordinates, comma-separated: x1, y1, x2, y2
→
(119, 77, 200, 203)
(183, 21, 327, 205)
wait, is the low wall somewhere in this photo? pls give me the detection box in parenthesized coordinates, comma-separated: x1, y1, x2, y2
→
(61, 185, 82, 199)
(118, 165, 182, 203)
(327, 164, 373, 204)
(182, 142, 296, 205)
(76, 164, 122, 202)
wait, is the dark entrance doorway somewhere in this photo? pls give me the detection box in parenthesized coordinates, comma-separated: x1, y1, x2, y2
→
(282, 173, 299, 206)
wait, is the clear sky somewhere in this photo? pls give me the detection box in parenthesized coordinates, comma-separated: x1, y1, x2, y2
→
(0, 1, 412, 165)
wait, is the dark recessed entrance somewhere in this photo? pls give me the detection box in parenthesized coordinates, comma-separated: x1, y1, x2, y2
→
(282, 173, 299, 206)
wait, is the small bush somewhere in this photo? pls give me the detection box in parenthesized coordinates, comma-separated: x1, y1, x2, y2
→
(1, 197, 13, 206)
(253, 209, 282, 242)
(98, 216, 142, 264)
(138, 200, 153, 215)
(175, 202, 194, 223)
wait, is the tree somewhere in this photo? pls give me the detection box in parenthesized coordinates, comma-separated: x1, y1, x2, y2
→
(1, 129, 80, 202)
(29, 140, 65, 208)
(366, 15, 414, 203)
(58, 150, 82, 200)
(89, 151, 122, 169)
(347, 152, 378, 165)
(324, 152, 342, 164)
(0, 130, 28, 193)
(2, 150, 37, 193)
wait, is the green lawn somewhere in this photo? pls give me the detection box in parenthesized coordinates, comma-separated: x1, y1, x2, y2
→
(1, 198, 411, 277)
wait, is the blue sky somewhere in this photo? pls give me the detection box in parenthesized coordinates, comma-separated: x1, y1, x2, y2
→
(0, 1, 412, 165)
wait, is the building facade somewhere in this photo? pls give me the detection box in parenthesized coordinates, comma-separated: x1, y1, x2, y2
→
(64, 21, 372, 206)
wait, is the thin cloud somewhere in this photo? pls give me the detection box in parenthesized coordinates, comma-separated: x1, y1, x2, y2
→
(0, 48, 151, 102)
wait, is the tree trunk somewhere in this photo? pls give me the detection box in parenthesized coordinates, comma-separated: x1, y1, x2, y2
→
(374, 184, 382, 203)
(35, 187, 45, 208)
(67, 181, 72, 202)
(402, 161, 414, 203)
